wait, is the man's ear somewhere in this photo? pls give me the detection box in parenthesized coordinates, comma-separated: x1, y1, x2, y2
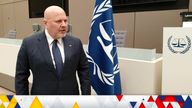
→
(42, 19, 47, 26)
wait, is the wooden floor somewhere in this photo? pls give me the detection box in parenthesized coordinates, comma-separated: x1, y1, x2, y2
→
(0, 86, 15, 95)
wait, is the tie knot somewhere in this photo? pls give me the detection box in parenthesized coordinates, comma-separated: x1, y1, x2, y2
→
(54, 39, 58, 43)
(53, 40, 58, 46)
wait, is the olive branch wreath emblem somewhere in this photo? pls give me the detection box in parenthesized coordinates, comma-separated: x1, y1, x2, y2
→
(87, 0, 120, 86)
(168, 36, 191, 54)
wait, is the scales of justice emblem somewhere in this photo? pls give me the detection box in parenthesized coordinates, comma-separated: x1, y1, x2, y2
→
(168, 36, 191, 54)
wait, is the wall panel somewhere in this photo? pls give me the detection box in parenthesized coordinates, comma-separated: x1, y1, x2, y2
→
(114, 13, 135, 47)
(134, 9, 186, 53)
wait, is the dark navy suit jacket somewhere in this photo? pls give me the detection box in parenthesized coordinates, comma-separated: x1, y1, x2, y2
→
(15, 31, 91, 95)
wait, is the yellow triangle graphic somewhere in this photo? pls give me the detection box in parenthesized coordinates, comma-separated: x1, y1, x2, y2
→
(73, 102, 79, 108)
(10, 97, 17, 103)
(8, 103, 16, 108)
(7, 96, 17, 108)
(0, 96, 9, 102)
(30, 96, 43, 108)
(0, 103, 5, 108)
(7, 103, 17, 108)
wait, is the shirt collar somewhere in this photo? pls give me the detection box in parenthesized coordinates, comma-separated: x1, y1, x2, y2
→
(45, 29, 62, 45)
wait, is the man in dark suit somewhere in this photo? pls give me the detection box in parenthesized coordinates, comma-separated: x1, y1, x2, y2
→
(15, 6, 91, 95)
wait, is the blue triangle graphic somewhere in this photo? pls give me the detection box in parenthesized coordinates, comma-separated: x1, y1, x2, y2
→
(175, 95, 184, 102)
(182, 96, 192, 108)
(130, 102, 137, 108)
(15, 103, 21, 108)
(159, 95, 166, 101)
(7, 95, 13, 101)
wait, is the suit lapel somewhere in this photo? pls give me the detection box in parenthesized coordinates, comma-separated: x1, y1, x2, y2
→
(36, 34, 73, 79)
(37, 32, 57, 77)
(63, 36, 71, 65)
(61, 36, 72, 77)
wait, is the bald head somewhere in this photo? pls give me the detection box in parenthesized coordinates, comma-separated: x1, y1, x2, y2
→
(43, 5, 68, 39)
(44, 6, 66, 19)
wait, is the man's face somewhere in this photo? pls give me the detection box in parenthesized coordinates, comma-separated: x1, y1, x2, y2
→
(44, 12, 68, 39)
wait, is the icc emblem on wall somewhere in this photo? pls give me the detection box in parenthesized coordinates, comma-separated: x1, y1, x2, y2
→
(167, 36, 191, 54)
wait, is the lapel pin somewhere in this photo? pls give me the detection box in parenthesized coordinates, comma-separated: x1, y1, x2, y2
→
(69, 44, 72, 47)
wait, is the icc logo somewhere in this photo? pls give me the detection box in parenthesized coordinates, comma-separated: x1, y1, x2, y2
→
(167, 36, 191, 54)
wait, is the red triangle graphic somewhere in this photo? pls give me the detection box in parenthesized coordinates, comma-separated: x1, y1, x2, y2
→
(116, 95, 123, 101)
(164, 96, 176, 102)
(139, 103, 145, 108)
(178, 102, 184, 108)
(148, 96, 154, 102)
(167, 103, 173, 108)
(155, 96, 165, 108)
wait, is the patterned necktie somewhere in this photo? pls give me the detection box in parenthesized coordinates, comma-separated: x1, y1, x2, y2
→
(52, 40, 64, 77)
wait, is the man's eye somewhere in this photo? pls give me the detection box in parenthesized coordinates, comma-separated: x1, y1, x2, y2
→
(56, 20, 62, 23)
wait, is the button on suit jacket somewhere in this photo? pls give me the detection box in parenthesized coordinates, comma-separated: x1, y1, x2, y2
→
(15, 31, 91, 95)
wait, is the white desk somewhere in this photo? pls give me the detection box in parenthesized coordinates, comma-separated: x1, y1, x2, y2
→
(162, 27, 192, 94)
(117, 48, 162, 94)
(0, 38, 162, 94)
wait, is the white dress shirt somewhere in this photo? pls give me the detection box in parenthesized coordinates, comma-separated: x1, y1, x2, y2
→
(45, 29, 65, 68)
